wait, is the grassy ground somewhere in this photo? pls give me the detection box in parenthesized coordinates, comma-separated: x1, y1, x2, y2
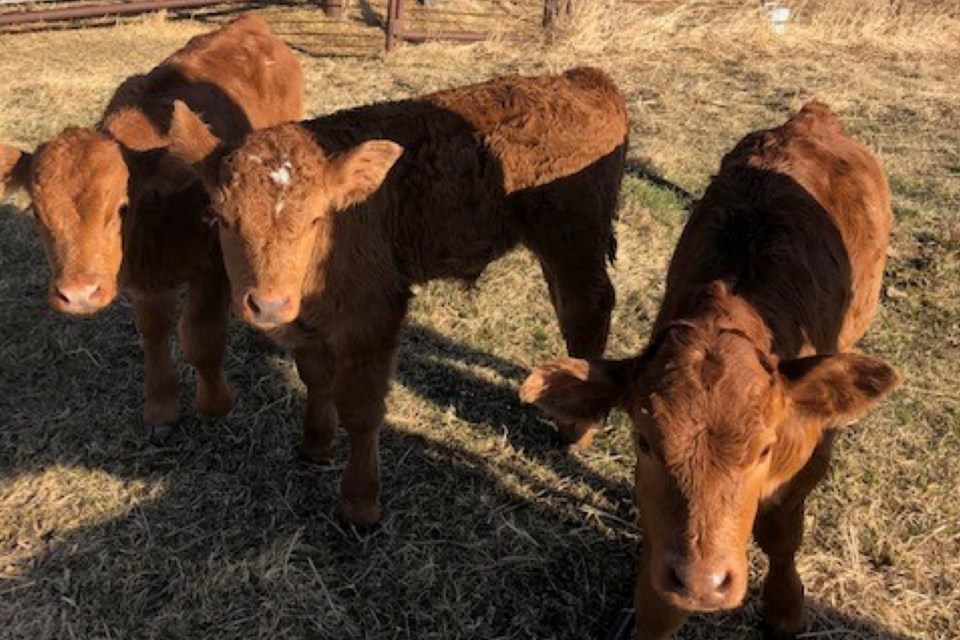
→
(1, 1, 959, 638)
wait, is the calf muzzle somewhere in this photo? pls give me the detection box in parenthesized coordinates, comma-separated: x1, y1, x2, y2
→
(49, 278, 111, 315)
(652, 552, 746, 612)
(241, 290, 297, 328)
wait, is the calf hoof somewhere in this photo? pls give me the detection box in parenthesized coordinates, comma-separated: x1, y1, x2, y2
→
(557, 420, 595, 447)
(340, 499, 381, 528)
(146, 423, 177, 445)
(195, 383, 235, 419)
(760, 610, 807, 640)
(144, 401, 180, 433)
(298, 441, 335, 465)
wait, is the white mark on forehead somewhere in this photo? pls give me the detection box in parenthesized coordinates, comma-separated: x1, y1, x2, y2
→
(267, 157, 294, 220)
(268, 160, 293, 187)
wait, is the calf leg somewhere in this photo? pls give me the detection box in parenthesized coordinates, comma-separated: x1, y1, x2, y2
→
(536, 254, 615, 446)
(754, 500, 807, 639)
(753, 438, 833, 638)
(634, 555, 688, 640)
(294, 345, 337, 464)
(133, 291, 180, 442)
(332, 347, 396, 526)
(180, 275, 234, 420)
(540, 259, 615, 360)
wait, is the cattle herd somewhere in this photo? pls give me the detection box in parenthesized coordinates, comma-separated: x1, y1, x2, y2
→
(0, 15, 900, 640)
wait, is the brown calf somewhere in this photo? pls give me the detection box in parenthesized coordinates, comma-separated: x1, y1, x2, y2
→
(521, 102, 899, 639)
(167, 67, 628, 524)
(0, 15, 303, 441)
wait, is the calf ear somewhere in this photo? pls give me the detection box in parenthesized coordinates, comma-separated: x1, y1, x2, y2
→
(520, 357, 638, 423)
(780, 353, 899, 427)
(326, 140, 403, 211)
(125, 148, 199, 198)
(167, 101, 227, 188)
(0, 144, 32, 200)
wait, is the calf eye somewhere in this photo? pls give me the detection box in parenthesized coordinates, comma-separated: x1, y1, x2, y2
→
(108, 205, 128, 232)
(203, 209, 226, 229)
(636, 433, 652, 455)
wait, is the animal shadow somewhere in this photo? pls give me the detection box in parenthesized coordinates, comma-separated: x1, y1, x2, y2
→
(1, 204, 638, 638)
(602, 602, 921, 640)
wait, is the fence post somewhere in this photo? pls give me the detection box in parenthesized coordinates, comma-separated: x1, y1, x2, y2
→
(319, 0, 343, 19)
(386, 0, 405, 50)
(543, 0, 572, 28)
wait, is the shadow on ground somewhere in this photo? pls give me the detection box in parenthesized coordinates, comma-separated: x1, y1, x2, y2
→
(0, 207, 916, 640)
(624, 157, 696, 207)
(602, 604, 920, 640)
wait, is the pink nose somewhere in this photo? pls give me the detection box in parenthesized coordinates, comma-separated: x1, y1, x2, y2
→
(656, 555, 740, 611)
(54, 280, 102, 311)
(243, 292, 294, 326)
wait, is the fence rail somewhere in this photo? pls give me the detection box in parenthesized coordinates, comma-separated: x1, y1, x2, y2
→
(0, 0, 238, 26)
(0, 0, 564, 49)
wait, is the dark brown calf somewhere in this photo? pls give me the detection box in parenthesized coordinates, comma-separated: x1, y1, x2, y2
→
(521, 102, 899, 639)
(168, 67, 628, 524)
(0, 15, 303, 441)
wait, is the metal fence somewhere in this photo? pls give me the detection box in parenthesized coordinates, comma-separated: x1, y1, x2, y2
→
(0, 0, 241, 26)
(0, 0, 568, 51)
(386, 0, 548, 50)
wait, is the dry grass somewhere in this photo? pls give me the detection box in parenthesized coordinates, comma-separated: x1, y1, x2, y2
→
(1, 1, 959, 638)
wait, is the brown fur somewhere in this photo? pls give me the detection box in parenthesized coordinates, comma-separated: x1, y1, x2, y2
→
(0, 15, 303, 438)
(169, 67, 629, 524)
(520, 102, 899, 639)
(0, 144, 31, 198)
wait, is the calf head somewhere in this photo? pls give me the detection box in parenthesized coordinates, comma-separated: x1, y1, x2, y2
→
(1, 129, 192, 314)
(1, 130, 128, 313)
(167, 102, 403, 330)
(521, 290, 898, 614)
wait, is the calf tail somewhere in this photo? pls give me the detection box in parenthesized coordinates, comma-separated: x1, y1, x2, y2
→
(607, 227, 618, 265)
(607, 140, 628, 265)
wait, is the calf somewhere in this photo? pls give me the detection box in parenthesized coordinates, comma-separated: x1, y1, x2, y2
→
(0, 15, 303, 441)
(521, 102, 899, 639)
(167, 67, 628, 524)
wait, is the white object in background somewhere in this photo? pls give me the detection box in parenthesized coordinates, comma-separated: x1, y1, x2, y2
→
(763, 2, 791, 34)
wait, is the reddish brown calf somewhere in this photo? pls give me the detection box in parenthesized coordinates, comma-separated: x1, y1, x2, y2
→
(521, 102, 899, 639)
(168, 67, 629, 524)
(0, 15, 303, 440)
